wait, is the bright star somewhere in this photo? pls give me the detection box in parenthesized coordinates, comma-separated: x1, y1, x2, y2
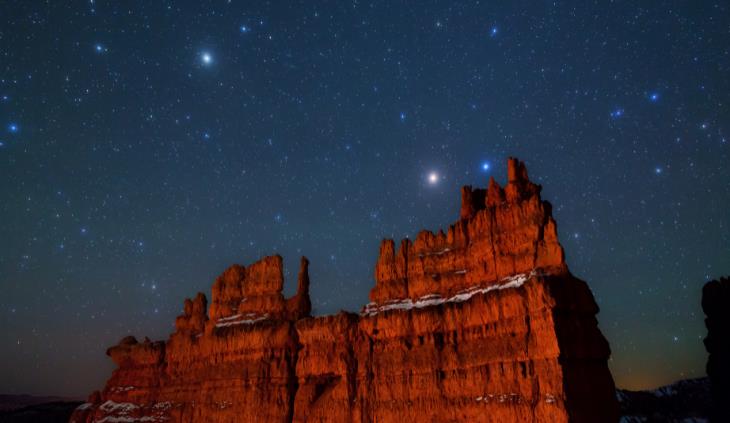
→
(8, 123, 19, 133)
(649, 92, 659, 102)
(399, 112, 406, 122)
(240, 25, 250, 33)
(427, 171, 439, 185)
(481, 162, 490, 171)
(654, 167, 662, 174)
(201, 52, 213, 65)
(490, 26, 498, 37)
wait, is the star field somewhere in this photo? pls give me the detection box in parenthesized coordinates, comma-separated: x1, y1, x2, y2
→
(1, 1, 729, 396)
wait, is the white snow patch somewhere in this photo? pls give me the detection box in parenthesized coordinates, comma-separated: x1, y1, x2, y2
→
(474, 393, 521, 403)
(99, 401, 139, 414)
(217, 312, 258, 322)
(652, 385, 677, 398)
(419, 247, 452, 257)
(215, 313, 268, 328)
(362, 271, 540, 316)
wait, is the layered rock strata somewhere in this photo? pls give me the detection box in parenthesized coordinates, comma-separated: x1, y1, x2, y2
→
(71, 158, 618, 423)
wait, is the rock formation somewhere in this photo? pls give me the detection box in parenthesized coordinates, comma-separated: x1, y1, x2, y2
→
(70, 158, 619, 423)
(703, 276, 730, 422)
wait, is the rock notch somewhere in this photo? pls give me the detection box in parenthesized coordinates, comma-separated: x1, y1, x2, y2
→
(71, 157, 619, 423)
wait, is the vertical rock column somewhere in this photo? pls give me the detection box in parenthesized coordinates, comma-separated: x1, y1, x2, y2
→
(703, 277, 730, 422)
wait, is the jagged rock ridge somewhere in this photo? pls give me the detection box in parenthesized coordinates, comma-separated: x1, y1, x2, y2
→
(71, 158, 619, 423)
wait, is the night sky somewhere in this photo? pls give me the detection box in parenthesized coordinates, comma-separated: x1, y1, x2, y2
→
(1, 1, 729, 397)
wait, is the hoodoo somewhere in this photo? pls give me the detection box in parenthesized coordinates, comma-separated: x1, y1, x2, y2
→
(71, 158, 619, 423)
(703, 276, 730, 422)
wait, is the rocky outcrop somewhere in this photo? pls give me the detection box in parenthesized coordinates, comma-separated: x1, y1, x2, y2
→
(703, 276, 730, 422)
(72, 255, 307, 423)
(371, 158, 565, 304)
(71, 157, 618, 423)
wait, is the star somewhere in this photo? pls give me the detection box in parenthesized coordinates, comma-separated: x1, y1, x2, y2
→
(399, 112, 406, 122)
(201, 52, 213, 65)
(649, 92, 659, 102)
(94, 43, 106, 53)
(7, 123, 19, 133)
(610, 108, 624, 118)
(490, 26, 498, 37)
(240, 25, 250, 33)
(481, 162, 490, 172)
(654, 167, 663, 174)
(427, 171, 439, 185)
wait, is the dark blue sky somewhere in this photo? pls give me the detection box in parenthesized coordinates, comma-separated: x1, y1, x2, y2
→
(1, 1, 728, 396)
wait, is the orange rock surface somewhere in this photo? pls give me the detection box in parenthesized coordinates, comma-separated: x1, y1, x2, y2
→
(71, 158, 619, 423)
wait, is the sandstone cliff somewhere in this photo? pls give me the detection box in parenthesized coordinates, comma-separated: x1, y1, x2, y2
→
(71, 158, 619, 423)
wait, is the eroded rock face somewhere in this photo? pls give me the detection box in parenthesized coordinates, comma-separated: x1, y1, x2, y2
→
(71, 158, 618, 423)
(371, 157, 565, 304)
(703, 276, 730, 422)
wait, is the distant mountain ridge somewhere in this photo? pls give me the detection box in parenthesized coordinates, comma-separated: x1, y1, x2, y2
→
(0, 395, 82, 423)
(0, 395, 81, 413)
(617, 377, 710, 422)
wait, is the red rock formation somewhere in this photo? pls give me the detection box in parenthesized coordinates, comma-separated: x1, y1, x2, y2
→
(71, 157, 618, 423)
(371, 158, 565, 305)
